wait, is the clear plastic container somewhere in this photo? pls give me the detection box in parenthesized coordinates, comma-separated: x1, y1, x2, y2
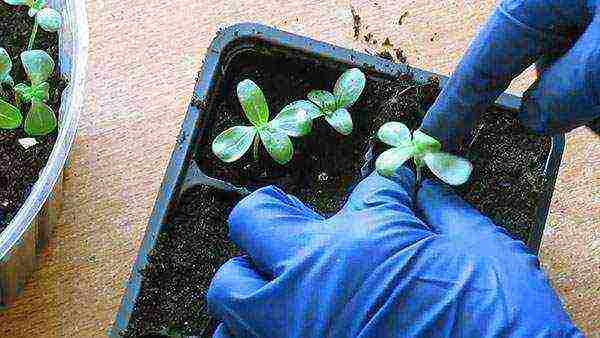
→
(0, 0, 89, 307)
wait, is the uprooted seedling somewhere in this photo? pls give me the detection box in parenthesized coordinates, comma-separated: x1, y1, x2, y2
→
(304, 68, 366, 135)
(376, 121, 473, 185)
(212, 79, 316, 165)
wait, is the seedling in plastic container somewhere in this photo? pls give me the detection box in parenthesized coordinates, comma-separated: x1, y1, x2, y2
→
(212, 79, 317, 165)
(305, 68, 366, 135)
(3, 0, 63, 49)
(5, 50, 57, 136)
(376, 121, 473, 185)
(0, 48, 22, 130)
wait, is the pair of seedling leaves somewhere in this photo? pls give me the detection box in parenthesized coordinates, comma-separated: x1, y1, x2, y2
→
(376, 122, 473, 186)
(3, 0, 63, 32)
(0, 48, 57, 136)
(212, 68, 366, 165)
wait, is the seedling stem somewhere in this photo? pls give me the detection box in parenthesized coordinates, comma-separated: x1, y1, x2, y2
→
(28, 21, 38, 50)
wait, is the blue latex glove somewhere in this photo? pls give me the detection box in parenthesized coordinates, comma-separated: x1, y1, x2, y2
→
(207, 168, 581, 337)
(420, 0, 600, 149)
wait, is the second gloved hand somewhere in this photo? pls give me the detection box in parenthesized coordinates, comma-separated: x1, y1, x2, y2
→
(207, 168, 580, 337)
(420, 0, 599, 149)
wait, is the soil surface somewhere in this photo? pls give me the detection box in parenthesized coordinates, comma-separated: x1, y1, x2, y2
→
(0, 3, 65, 231)
(126, 47, 551, 335)
(126, 186, 241, 337)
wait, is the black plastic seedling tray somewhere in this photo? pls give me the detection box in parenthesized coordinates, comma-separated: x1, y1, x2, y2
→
(111, 23, 565, 336)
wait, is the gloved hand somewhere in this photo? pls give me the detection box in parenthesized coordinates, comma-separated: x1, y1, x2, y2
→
(420, 0, 600, 149)
(207, 168, 581, 337)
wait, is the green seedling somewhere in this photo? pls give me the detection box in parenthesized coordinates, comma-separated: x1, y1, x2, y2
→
(305, 68, 366, 135)
(3, 0, 63, 49)
(376, 121, 473, 185)
(0, 48, 22, 129)
(0, 47, 14, 87)
(0, 49, 57, 135)
(212, 79, 317, 165)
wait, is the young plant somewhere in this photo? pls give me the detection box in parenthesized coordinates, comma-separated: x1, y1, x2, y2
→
(0, 47, 14, 87)
(3, 0, 63, 49)
(0, 49, 57, 135)
(0, 48, 22, 129)
(212, 79, 317, 165)
(305, 68, 366, 135)
(375, 121, 473, 185)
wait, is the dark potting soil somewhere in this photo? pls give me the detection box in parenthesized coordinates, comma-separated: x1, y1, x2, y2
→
(0, 3, 65, 231)
(126, 49, 551, 335)
(126, 186, 242, 337)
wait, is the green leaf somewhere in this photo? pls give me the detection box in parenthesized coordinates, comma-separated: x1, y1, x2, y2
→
(237, 79, 269, 127)
(36, 8, 62, 32)
(324, 107, 353, 135)
(270, 100, 314, 137)
(211, 126, 257, 163)
(0, 47, 13, 85)
(21, 50, 54, 85)
(423, 152, 473, 186)
(14, 83, 30, 99)
(412, 129, 441, 154)
(307, 90, 336, 113)
(3, 0, 31, 5)
(377, 122, 411, 147)
(0, 98, 23, 129)
(333, 68, 366, 108)
(31, 82, 49, 102)
(27, 0, 44, 16)
(258, 126, 293, 165)
(24, 101, 57, 136)
(375, 146, 416, 177)
(15, 82, 49, 103)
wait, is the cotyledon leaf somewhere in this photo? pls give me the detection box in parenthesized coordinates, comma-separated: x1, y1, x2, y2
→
(0, 48, 13, 86)
(258, 126, 293, 165)
(0, 98, 23, 129)
(36, 7, 62, 32)
(375, 146, 416, 177)
(423, 152, 473, 186)
(3, 0, 32, 5)
(333, 68, 366, 108)
(412, 128, 441, 154)
(27, 0, 45, 16)
(377, 122, 412, 147)
(211, 126, 257, 163)
(307, 90, 336, 114)
(324, 108, 353, 135)
(21, 50, 55, 85)
(237, 79, 269, 127)
(269, 100, 315, 137)
(24, 101, 57, 136)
